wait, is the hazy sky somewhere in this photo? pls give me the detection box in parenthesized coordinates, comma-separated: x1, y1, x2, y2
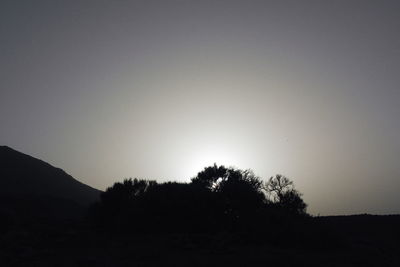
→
(1, 0, 399, 215)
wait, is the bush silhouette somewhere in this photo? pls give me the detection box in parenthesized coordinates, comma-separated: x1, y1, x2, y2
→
(265, 174, 308, 216)
(90, 165, 308, 236)
(191, 163, 228, 190)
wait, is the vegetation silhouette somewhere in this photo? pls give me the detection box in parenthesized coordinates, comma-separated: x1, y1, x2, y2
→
(90, 164, 309, 238)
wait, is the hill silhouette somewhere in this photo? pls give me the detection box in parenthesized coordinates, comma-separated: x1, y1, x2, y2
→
(0, 146, 101, 216)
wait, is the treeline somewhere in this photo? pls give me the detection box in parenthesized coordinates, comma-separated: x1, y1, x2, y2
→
(89, 164, 310, 237)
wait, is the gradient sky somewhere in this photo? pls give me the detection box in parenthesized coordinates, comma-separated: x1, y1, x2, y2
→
(1, 0, 399, 215)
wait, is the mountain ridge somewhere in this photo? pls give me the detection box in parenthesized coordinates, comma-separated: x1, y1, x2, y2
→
(0, 145, 101, 206)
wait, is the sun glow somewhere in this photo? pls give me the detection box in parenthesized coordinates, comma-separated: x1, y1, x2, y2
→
(183, 143, 244, 181)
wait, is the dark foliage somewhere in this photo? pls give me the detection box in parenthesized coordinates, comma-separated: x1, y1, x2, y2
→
(90, 165, 309, 238)
(265, 174, 308, 216)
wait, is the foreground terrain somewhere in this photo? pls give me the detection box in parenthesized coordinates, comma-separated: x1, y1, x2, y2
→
(1, 215, 399, 267)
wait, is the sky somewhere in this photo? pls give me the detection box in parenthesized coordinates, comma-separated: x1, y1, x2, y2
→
(1, 0, 399, 215)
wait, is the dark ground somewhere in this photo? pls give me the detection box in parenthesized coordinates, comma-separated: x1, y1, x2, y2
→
(1, 215, 399, 267)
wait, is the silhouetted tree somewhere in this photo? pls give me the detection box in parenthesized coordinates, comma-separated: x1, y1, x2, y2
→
(90, 166, 308, 235)
(89, 178, 157, 228)
(191, 165, 267, 231)
(101, 178, 156, 204)
(265, 174, 307, 216)
(278, 189, 307, 215)
(191, 163, 228, 190)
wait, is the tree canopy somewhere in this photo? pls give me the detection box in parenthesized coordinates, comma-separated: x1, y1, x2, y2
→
(90, 165, 308, 234)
